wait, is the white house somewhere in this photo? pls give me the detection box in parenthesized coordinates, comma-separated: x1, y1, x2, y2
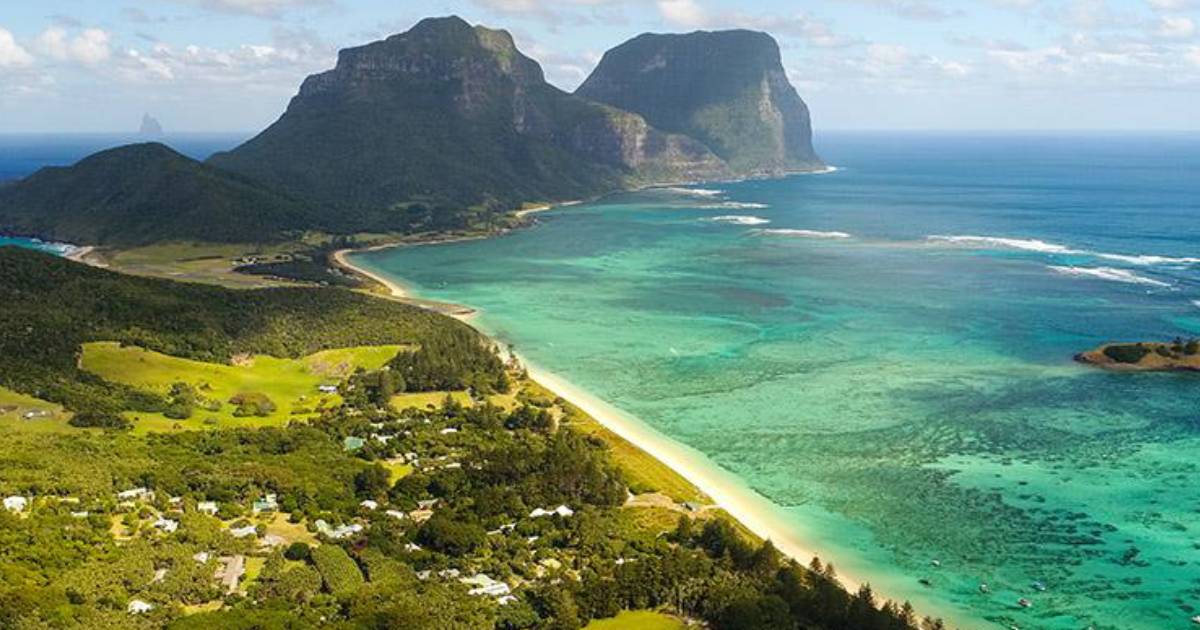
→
(461, 574, 511, 598)
(252, 493, 278, 514)
(197, 501, 219, 515)
(152, 518, 179, 533)
(439, 427, 459, 435)
(127, 599, 154, 614)
(117, 487, 151, 501)
(229, 525, 257, 538)
(3, 496, 27, 513)
(318, 384, 338, 394)
(385, 509, 407, 520)
(360, 499, 379, 511)
(530, 505, 574, 518)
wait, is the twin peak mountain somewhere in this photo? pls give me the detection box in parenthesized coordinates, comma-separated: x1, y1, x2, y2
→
(0, 16, 824, 246)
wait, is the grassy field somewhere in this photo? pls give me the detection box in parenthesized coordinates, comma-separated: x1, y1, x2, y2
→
(80, 342, 405, 433)
(0, 386, 74, 433)
(584, 610, 686, 630)
(104, 242, 298, 289)
(382, 461, 414, 484)
(263, 513, 319, 547)
(389, 391, 472, 411)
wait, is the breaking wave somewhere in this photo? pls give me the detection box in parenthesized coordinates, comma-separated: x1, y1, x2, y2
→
(755, 229, 852, 239)
(701, 201, 770, 210)
(929, 234, 1200, 268)
(706, 215, 771, 226)
(927, 235, 1079, 254)
(663, 187, 725, 197)
(1047, 266, 1172, 288)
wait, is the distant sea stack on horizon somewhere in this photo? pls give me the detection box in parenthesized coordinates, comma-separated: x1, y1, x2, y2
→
(139, 113, 164, 138)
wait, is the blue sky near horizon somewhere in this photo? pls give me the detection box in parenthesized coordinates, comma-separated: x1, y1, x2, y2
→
(0, 0, 1198, 133)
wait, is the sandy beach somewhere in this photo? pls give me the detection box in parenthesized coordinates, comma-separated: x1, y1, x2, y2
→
(332, 248, 409, 298)
(524, 364, 852, 571)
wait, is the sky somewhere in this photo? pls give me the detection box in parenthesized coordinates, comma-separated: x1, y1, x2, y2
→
(0, 0, 1198, 133)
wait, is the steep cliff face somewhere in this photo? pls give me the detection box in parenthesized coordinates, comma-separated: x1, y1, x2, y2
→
(576, 30, 823, 174)
(209, 16, 724, 222)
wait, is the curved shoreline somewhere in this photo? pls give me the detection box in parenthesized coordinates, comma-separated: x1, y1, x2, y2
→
(338, 245, 963, 627)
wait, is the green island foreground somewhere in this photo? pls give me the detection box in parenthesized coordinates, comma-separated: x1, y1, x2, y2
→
(0, 246, 942, 629)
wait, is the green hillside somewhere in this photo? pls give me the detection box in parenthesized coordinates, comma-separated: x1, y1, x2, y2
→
(0, 246, 501, 421)
(0, 143, 320, 246)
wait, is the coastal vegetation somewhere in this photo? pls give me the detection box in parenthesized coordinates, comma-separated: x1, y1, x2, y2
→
(0, 373, 936, 630)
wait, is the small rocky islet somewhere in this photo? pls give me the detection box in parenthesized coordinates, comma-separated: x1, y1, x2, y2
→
(1075, 339, 1200, 372)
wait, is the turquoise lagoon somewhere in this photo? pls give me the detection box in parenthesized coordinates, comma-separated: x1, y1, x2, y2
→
(354, 133, 1200, 628)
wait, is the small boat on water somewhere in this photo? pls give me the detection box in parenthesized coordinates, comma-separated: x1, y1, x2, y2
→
(1018, 598, 1033, 608)
(1190, 615, 1200, 625)
(978, 583, 990, 594)
(1031, 581, 1047, 592)
(930, 559, 941, 567)
(918, 578, 932, 587)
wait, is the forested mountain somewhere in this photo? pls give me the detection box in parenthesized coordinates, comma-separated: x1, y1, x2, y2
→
(208, 16, 727, 225)
(0, 17, 824, 247)
(576, 30, 823, 174)
(0, 143, 318, 246)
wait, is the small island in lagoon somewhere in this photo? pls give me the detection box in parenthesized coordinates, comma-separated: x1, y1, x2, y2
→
(1076, 339, 1200, 372)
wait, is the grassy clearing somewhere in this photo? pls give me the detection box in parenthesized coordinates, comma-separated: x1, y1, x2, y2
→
(106, 242, 297, 289)
(389, 391, 472, 412)
(383, 461, 414, 484)
(0, 386, 74, 433)
(242, 556, 267, 588)
(80, 342, 404, 434)
(264, 513, 319, 546)
(584, 610, 686, 630)
(619, 505, 686, 539)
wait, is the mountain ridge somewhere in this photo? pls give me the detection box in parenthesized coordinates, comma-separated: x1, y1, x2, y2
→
(0, 16, 823, 247)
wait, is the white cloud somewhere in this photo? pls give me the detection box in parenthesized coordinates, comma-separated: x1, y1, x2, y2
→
(841, 0, 963, 21)
(0, 28, 35, 68)
(37, 27, 111, 65)
(1147, 0, 1198, 11)
(657, 0, 709, 28)
(1188, 46, 1200, 65)
(163, 0, 333, 18)
(654, 2, 859, 48)
(1156, 16, 1196, 38)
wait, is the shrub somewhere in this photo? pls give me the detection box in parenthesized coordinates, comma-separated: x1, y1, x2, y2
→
(284, 542, 311, 562)
(311, 544, 364, 598)
(1103, 344, 1150, 364)
(68, 411, 131, 430)
(230, 392, 277, 417)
